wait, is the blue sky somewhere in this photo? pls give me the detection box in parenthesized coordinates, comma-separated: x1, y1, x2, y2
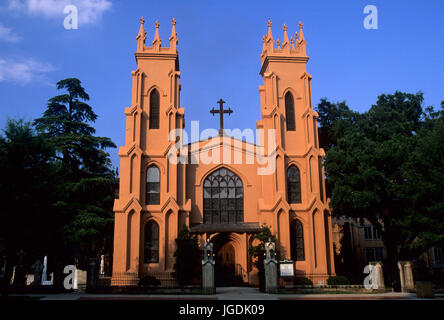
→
(0, 0, 443, 168)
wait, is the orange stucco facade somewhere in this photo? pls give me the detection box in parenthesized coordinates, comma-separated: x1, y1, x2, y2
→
(112, 18, 335, 286)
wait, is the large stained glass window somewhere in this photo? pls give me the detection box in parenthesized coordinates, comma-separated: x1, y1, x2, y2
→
(203, 168, 243, 224)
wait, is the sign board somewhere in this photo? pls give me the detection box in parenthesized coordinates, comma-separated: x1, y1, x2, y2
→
(279, 260, 294, 277)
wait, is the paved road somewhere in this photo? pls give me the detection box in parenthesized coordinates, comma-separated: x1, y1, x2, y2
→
(6, 287, 443, 300)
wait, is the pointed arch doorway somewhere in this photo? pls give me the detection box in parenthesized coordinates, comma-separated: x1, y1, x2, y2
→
(211, 233, 245, 287)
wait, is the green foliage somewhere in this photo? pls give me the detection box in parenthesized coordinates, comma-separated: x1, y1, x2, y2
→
(31, 78, 117, 269)
(0, 79, 117, 286)
(248, 224, 278, 268)
(400, 103, 444, 251)
(318, 91, 444, 282)
(138, 275, 161, 287)
(0, 119, 58, 260)
(248, 224, 278, 291)
(316, 98, 359, 153)
(327, 275, 350, 286)
(173, 225, 200, 287)
(293, 277, 313, 286)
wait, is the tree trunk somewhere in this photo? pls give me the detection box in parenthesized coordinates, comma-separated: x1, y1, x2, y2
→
(382, 223, 400, 290)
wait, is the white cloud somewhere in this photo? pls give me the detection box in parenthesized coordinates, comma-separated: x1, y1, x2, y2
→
(0, 58, 54, 84)
(8, 0, 112, 24)
(0, 24, 21, 43)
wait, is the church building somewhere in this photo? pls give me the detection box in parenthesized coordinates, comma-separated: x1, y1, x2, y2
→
(112, 17, 335, 286)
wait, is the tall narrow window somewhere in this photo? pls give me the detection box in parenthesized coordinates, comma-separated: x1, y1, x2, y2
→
(290, 219, 305, 261)
(287, 166, 302, 203)
(144, 220, 159, 263)
(146, 165, 160, 204)
(149, 89, 160, 129)
(324, 211, 331, 273)
(313, 211, 317, 267)
(318, 156, 324, 202)
(285, 92, 295, 131)
(313, 117, 318, 148)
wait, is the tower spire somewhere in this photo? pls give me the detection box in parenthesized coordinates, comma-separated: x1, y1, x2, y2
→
(297, 21, 306, 55)
(282, 24, 289, 45)
(282, 24, 290, 53)
(152, 20, 161, 51)
(136, 16, 147, 52)
(267, 19, 273, 40)
(298, 21, 305, 42)
(169, 18, 178, 50)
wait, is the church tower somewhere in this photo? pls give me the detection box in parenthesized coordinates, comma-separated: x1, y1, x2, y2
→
(112, 17, 186, 283)
(256, 20, 335, 283)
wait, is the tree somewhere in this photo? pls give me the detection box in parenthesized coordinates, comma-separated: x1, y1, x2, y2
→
(316, 98, 359, 153)
(316, 98, 359, 197)
(401, 102, 444, 253)
(248, 225, 277, 291)
(324, 91, 425, 284)
(33, 78, 117, 274)
(173, 225, 201, 287)
(0, 119, 57, 289)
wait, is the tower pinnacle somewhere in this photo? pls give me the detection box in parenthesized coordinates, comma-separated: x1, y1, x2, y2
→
(169, 18, 178, 50)
(152, 20, 161, 50)
(136, 16, 147, 51)
(267, 19, 273, 40)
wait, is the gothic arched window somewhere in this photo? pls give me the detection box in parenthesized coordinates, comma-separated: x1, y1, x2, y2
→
(146, 165, 160, 204)
(290, 219, 305, 261)
(287, 165, 302, 203)
(285, 92, 295, 131)
(144, 220, 159, 263)
(149, 89, 160, 129)
(203, 168, 243, 224)
(318, 156, 325, 202)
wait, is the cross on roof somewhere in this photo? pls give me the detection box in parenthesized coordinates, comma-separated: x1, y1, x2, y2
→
(210, 98, 233, 136)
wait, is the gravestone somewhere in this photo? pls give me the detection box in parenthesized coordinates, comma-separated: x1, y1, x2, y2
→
(264, 238, 278, 293)
(86, 258, 99, 291)
(13, 250, 26, 287)
(100, 255, 105, 275)
(1, 257, 5, 276)
(31, 260, 43, 285)
(368, 261, 385, 289)
(202, 240, 215, 294)
(75, 269, 87, 290)
(398, 261, 414, 292)
(41, 256, 52, 285)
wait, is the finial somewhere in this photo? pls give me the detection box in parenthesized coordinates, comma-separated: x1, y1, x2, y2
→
(169, 18, 178, 50)
(276, 38, 281, 49)
(282, 24, 289, 47)
(137, 16, 147, 51)
(298, 22, 305, 42)
(267, 19, 273, 40)
(290, 37, 295, 50)
(153, 20, 161, 49)
(294, 32, 298, 41)
(296, 23, 306, 55)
